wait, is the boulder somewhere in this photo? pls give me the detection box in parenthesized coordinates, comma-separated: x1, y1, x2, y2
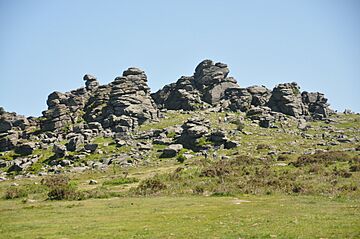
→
(83, 74, 99, 91)
(0, 131, 19, 152)
(84, 143, 98, 152)
(0, 120, 12, 133)
(152, 59, 240, 110)
(66, 135, 84, 152)
(160, 144, 183, 158)
(224, 140, 239, 149)
(53, 144, 66, 158)
(267, 82, 307, 117)
(7, 163, 23, 173)
(14, 142, 36, 156)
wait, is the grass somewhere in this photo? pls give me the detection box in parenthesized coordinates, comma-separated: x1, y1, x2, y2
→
(138, 111, 191, 131)
(103, 177, 139, 186)
(0, 195, 359, 239)
(0, 112, 359, 238)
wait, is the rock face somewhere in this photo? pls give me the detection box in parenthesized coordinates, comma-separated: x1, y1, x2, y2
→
(40, 67, 159, 134)
(152, 60, 331, 121)
(101, 67, 159, 132)
(0, 109, 37, 152)
(176, 117, 211, 151)
(0, 59, 335, 164)
(151, 59, 240, 110)
(176, 117, 239, 151)
(267, 82, 308, 117)
(301, 91, 332, 119)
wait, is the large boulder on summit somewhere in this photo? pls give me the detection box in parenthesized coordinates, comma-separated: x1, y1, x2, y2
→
(41, 87, 88, 132)
(223, 88, 253, 112)
(83, 74, 99, 91)
(193, 60, 239, 104)
(151, 59, 240, 110)
(0, 120, 12, 133)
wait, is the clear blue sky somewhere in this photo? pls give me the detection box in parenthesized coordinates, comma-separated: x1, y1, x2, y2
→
(0, 0, 359, 116)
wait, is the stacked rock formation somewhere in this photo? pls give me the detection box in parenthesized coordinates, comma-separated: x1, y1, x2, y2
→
(267, 82, 308, 117)
(301, 91, 331, 119)
(0, 108, 38, 152)
(0, 59, 333, 155)
(40, 67, 158, 135)
(101, 67, 159, 132)
(151, 59, 240, 110)
(152, 60, 332, 123)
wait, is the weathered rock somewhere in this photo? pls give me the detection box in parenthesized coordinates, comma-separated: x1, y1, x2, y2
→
(0, 131, 19, 152)
(160, 144, 183, 158)
(224, 140, 239, 149)
(137, 142, 152, 151)
(83, 74, 99, 91)
(53, 143, 66, 158)
(267, 82, 307, 117)
(7, 163, 23, 172)
(0, 159, 8, 168)
(302, 91, 332, 119)
(0, 120, 12, 133)
(84, 143, 98, 153)
(14, 142, 36, 156)
(152, 59, 240, 110)
(89, 179, 98, 185)
(176, 117, 211, 151)
(60, 159, 71, 166)
(66, 135, 84, 152)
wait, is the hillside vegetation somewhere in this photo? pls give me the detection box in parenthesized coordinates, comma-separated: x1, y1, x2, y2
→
(0, 111, 359, 238)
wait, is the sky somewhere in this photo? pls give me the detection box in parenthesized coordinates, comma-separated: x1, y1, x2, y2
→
(0, 0, 359, 116)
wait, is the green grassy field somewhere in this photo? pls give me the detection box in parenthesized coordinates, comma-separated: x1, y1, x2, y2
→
(0, 195, 359, 239)
(0, 112, 359, 238)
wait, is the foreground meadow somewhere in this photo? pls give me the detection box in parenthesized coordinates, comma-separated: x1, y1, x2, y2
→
(0, 195, 359, 239)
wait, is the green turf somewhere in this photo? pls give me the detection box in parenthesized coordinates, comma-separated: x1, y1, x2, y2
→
(0, 195, 359, 239)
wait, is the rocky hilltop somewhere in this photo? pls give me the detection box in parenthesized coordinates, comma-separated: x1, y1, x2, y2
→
(0, 59, 341, 176)
(152, 59, 332, 121)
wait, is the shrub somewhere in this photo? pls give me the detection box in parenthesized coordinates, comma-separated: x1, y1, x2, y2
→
(166, 131, 176, 138)
(103, 177, 139, 186)
(82, 187, 122, 199)
(176, 154, 187, 163)
(292, 151, 351, 167)
(201, 160, 231, 177)
(4, 187, 28, 199)
(135, 176, 167, 195)
(41, 175, 78, 200)
(349, 162, 360, 172)
(256, 144, 271, 150)
(196, 137, 212, 147)
(277, 155, 290, 161)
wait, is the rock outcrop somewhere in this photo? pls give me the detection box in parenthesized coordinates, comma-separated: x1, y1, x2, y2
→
(267, 82, 308, 117)
(152, 59, 240, 110)
(0, 59, 334, 162)
(152, 60, 331, 122)
(40, 67, 158, 135)
(0, 108, 38, 152)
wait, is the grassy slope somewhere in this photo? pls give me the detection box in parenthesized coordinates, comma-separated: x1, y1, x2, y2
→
(0, 112, 359, 238)
(0, 196, 359, 239)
